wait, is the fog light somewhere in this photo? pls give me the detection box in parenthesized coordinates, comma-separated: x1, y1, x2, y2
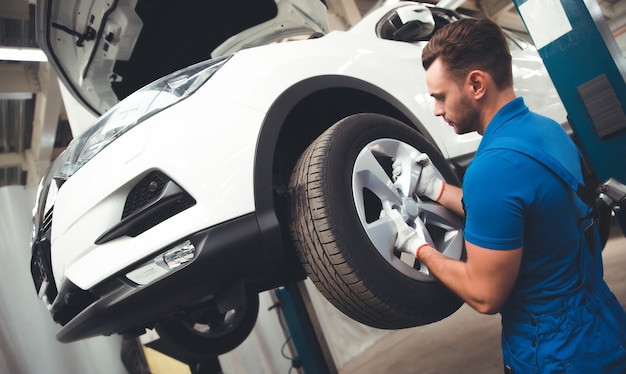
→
(126, 240, 196, 285)
(162, 241, 195, 269)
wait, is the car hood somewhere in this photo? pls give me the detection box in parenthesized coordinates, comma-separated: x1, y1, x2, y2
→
(36, 0, 329, 116)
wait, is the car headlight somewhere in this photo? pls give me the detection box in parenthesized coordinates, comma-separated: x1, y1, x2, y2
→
(55, 55, 232, 180)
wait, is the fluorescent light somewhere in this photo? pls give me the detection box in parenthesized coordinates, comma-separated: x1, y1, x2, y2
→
(0, 93, 33, 100)
(0, 47, 48, 62)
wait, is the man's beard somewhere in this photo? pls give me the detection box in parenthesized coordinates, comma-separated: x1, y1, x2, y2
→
(452, 94, 481, 135)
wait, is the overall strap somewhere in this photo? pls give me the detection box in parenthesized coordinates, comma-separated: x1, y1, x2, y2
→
(484, 138, 596, 210)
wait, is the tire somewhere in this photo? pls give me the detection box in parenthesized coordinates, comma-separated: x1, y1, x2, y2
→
(288, 113, 464, 329)
(154, 292, 259, 358)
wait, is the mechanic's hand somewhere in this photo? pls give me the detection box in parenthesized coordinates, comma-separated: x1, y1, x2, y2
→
(392, 153, 444, 201)
(389, 210, 430, 258)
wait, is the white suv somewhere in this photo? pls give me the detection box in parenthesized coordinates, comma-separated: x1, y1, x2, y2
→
(31, 0, 565, 357)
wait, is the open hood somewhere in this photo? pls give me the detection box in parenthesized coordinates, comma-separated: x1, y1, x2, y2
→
(36, 0, 329, 115)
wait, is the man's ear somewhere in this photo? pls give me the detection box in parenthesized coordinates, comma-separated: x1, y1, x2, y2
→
(466, 70, 486, 99)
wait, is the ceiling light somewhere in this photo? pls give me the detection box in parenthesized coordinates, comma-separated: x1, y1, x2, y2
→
(0, 47, 48, 62)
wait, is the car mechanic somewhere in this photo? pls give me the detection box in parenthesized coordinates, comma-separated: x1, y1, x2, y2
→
(390, 17, 626, 373)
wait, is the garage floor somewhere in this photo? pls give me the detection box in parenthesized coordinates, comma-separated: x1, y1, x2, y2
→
(339, 218, 626, 374)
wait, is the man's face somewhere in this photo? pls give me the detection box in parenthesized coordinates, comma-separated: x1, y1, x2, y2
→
(425, 58, 480, 135)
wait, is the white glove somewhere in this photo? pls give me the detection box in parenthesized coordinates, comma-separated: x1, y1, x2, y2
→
(392, 153, 444, 201)
(389, 210, 430, 258)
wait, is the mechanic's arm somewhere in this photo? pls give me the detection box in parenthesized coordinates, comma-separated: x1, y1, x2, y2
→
(390, 210, 521, 314)
(418, 242, 522, 314)
(435, 182, 464, 217)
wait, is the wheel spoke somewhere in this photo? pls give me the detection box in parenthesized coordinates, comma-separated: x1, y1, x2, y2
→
(366, 215, 397, 261)
(353, 146, 400, 207)
(417, 201, 462, 230)
(410, 214, 435, 247)
(394, 154, 422, 198)
(417, 202, 464, 266)
(440, 230, 464, 260)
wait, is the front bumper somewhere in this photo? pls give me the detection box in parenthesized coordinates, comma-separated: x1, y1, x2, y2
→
(32, 212, 270, 342)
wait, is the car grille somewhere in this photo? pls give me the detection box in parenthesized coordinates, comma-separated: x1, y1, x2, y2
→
(41, 207, 53, 234)
(31, 238, 57, 303)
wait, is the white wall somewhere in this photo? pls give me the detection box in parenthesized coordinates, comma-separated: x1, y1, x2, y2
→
(0, 185, 128, 374)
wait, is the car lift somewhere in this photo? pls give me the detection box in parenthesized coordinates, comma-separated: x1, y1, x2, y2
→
(273, 282, 338, 374)
(512, 0, 626, 234)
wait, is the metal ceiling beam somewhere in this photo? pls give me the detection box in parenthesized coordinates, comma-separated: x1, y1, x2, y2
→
(436, 0, 468, 10)
(0, 0, 30, 20)
(598, 0, 626, 19)
(0, 152, 23, 168)
(0, 63, 40, 94)
(0, 63, 40, 187)
(479, 0, 526, 32)
(26, 62, 62, 185)
(326, 0, 362, 29)
(491, 10, 527, 32)
(480, 0, 514, 18)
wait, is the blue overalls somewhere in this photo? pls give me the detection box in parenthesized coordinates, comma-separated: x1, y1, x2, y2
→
(486, 138, 626, 373)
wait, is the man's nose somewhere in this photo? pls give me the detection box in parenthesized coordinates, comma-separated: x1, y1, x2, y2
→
(433, 104, 444, 117)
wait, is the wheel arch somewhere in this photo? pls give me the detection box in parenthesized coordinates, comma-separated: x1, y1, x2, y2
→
(253, 75, 442, 286)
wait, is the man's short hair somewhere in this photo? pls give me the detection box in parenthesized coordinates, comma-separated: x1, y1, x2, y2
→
(422, 18, 513, 90)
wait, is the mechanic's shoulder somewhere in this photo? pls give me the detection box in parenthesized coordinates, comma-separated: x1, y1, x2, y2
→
(469, 149, 536, 186)
(471, 148, 524, 172)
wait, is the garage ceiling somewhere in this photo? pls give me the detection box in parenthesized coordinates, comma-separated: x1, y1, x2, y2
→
(0, 0, 625, 188)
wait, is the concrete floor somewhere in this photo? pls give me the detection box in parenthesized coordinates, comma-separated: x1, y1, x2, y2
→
(340, 218, 626, 374)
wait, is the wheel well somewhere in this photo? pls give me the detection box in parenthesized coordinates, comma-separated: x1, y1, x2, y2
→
(273, 87, 411, 191)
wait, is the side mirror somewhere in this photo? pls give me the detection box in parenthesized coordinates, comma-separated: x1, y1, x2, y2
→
(377, 5, 436, 42)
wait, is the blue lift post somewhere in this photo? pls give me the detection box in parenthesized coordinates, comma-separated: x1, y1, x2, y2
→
(274, 282, 337, 374)
(512, 0, 626, 232)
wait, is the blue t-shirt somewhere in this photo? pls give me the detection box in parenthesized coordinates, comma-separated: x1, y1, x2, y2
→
(463, 97, 588, 301)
